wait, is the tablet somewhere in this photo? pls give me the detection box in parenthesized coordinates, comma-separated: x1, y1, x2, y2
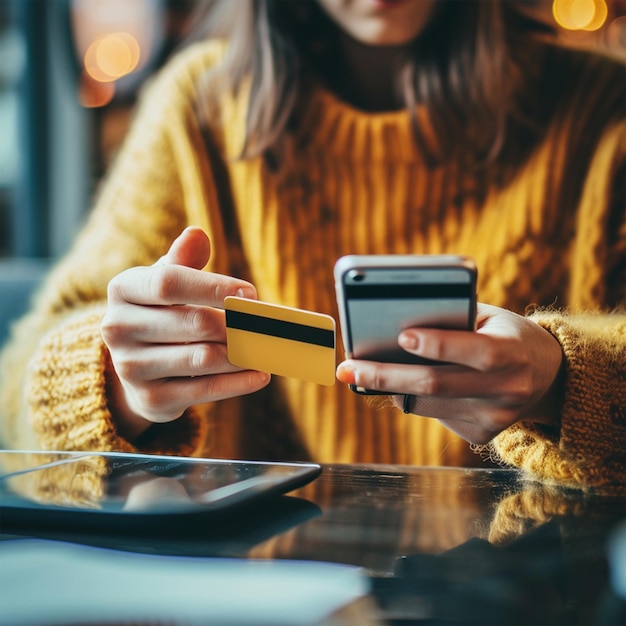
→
(0, 450, 322, 531)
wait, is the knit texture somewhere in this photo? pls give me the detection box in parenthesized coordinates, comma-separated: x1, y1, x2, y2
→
(0, 40, 624, 492)
(492, 311, 626, 495)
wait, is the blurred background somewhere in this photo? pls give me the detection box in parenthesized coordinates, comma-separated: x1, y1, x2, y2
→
(0, 0, 624, 344)
(0, 0, 197, 260)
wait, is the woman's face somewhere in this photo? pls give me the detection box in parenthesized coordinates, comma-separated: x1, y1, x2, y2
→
(316, 0, 439, 47)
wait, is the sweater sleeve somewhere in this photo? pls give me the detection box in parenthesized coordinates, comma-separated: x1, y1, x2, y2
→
(491, 311, 626, 495)
(0, 43, 225, 455)
(22, 305, 205, 455)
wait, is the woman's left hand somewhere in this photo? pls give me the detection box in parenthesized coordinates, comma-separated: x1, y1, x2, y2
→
(336, 303, 564, 444)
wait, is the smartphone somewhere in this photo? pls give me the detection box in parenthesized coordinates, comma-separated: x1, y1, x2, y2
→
(334, 254, 477, 394)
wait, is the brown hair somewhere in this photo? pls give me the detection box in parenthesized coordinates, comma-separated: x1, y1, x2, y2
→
(189, 0, 553, 167)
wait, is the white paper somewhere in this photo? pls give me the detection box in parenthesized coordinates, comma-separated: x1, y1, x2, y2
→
(0, 539, 370, 625)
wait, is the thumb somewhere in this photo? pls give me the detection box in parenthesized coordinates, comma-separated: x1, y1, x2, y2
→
(156, 227, 211, 270)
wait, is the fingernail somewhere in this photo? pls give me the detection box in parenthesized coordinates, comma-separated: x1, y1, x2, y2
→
(399, 333, 417, 350)
(336, 363, 357, 386)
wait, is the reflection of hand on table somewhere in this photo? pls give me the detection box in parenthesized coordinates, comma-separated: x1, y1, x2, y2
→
(123, 475, 192, 511)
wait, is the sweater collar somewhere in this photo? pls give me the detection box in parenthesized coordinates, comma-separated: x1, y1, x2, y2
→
(295, 84, 425, 164)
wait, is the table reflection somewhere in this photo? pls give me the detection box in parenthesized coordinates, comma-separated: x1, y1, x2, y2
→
(255, 465, 625, 625)
(2, 460, 624, 625)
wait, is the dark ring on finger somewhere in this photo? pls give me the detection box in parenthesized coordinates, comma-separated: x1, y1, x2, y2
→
(403, 394, 414, 414)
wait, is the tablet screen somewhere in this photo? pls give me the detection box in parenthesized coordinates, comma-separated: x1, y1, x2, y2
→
(0, 451, 322, 520)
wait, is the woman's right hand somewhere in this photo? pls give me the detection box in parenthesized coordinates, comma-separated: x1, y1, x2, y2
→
(100, 227, 271, 440)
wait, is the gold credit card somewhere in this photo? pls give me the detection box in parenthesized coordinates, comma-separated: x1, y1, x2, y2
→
(224, 296, 336, 386)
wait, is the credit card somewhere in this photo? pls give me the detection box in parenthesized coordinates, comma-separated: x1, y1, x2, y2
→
(224, 296, 336, 386)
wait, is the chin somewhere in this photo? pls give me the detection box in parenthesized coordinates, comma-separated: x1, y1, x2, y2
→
(350, 25, 421, 47)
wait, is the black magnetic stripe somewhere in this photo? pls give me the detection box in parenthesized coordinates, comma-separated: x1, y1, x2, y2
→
(226, 310, 334, 348)
(344, 283, 472, 299)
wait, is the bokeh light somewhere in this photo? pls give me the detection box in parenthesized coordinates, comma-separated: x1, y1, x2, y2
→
(552, 0, 608, 31)
(582, 0, 609, 30)
(71, 0, 161, 107)
(78, 70, 116, 108)
(84, 32, 141, 83)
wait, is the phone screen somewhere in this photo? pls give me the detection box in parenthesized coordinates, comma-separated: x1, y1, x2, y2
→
(335, 256, 477, 369)
(344, 267, 474, 363)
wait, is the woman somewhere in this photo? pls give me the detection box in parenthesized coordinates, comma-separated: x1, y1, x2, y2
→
(1, 0, 624, 493)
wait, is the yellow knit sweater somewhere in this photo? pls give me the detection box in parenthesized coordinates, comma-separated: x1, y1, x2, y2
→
(1, 40, 624, 493)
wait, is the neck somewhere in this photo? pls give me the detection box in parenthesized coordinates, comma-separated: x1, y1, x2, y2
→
(329, 33, 409, 112)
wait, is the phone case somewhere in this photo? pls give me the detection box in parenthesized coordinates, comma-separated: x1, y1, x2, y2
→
(334, 255, 477, 394)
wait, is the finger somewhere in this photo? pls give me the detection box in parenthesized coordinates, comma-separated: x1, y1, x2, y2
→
(132, 370, 271, 423)
(155, 227, 212, 270)
(108, 264, 257, 307)
(336, 359, 529, 399)
(102, 303, 228, 345)
(397, 395, 520, 445)
(113, 342, 241, 381)
(397, 328, 522, 371)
